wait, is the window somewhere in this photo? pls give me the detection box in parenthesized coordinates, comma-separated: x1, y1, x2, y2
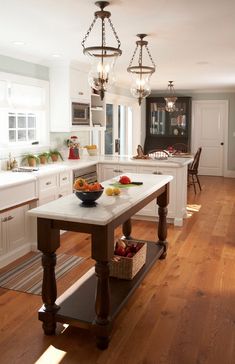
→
(8, 112, 37, 143)
(0, 72, 49, 150)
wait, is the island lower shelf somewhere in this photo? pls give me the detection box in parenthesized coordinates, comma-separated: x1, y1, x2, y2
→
(39, 242, 164, 329)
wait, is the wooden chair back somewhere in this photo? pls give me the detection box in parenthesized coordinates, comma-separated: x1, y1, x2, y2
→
(189, 147, 202, 173)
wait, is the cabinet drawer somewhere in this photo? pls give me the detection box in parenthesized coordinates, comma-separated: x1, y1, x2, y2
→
(59, 171, 71, 187)
(39, 175, 57, 192)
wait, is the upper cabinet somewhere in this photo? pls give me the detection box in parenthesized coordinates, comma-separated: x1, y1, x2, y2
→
(70, 68, 90, 101)
(50, 65, 106, 132)
(144, 96, 192, 153)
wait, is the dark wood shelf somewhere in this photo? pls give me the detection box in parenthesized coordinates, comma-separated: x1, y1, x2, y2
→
(47, 242, 164, 328)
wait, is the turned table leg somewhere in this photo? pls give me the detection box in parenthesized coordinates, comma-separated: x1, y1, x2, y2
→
(94, 260, 111, 350)
(37, 218, 60, 335)
(157, 185, 169, 259)
(122, 218, 132, 239)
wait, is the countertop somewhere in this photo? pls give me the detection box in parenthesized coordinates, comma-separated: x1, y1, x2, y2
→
(28, 173, 173, 225)
(0, 154, 192, 190)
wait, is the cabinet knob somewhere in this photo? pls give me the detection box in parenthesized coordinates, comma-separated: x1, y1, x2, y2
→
(58, 194, 63, 198)
(78, 91, 84, 95)
(46, 181, 52, 185)
(153, 171, 162, 175)
(62, 177, 67, 181)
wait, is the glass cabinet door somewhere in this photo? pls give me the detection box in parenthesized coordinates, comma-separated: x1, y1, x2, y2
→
(150, 101, 166, 135)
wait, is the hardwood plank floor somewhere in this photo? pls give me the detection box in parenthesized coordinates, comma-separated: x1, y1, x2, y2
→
(0, 176, 235, 364)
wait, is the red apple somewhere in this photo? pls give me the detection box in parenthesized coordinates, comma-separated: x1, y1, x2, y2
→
(115, 246, 126, 256)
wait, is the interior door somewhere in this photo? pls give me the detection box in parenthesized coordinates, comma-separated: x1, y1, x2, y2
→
(192, 100, 228, 176)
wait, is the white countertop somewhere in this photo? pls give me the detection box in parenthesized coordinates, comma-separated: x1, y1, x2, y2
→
(27, 173, 173, 225)
(0, 154, 192, 190)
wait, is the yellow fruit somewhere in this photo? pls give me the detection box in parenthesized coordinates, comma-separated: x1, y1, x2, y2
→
(113, 187, 121, 195)
(105, 187, 114, 196)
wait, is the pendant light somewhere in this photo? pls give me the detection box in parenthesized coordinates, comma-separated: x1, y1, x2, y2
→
(81, 1, 122, 100)
(165, 81, 177, 112)
(127, 34, 156, 105)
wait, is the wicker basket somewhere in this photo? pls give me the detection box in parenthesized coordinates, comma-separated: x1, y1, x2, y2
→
(110, 240, 147, 280)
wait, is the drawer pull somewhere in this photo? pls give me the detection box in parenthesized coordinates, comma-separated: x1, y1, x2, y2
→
(78, 91, 84, 95)
(46, 181, 52, 185)
(113, 169, 123, 173)
(58, 194, 63, 198)
(62, 177, 67, 181)
(153, 171, 162, 175)
(1, 216, 14, 222)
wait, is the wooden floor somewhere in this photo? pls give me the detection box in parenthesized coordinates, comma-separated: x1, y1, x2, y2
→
(0, 176, 235, 364)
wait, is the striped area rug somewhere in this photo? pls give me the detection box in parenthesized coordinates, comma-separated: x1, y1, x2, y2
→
(0, 253, 84, 295)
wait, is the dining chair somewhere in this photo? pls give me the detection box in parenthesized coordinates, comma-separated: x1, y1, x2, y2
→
(188, 147, 202, 194)
(148, 149, 170, 159)
(172, 143, 188, 153)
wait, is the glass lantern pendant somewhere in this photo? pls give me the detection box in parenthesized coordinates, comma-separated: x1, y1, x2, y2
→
(165, 81, 177, 112)
(81, 1, 122, 100)
(127, 34, 156, 105)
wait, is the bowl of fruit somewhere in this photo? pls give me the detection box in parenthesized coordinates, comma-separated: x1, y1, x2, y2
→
(73, 178, 104, 205)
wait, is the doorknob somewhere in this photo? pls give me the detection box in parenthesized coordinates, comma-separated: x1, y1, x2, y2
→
(220, 142, 224, 146)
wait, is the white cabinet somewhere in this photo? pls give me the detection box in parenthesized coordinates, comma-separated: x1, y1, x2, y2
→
(38, 173, 58, 206)
(50, 66, 91, 132)
(100, 163, 137, 182)
(0, 205, 30, 268)
(136, 165, 176, 220)
(38, 170, 72, 205)
(58, 170, 72, 198)
(70, 68, 90, 101)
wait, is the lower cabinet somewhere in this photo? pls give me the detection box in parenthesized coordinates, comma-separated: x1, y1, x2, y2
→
(135, 165, 176, 220)
(100, 163, 137, 181)
(0, 204, 30, 268)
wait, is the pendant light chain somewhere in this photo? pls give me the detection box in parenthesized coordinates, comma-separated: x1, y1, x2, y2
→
(81, 17, 97, 49)
(128, 44, 138, 68)
(107, 18, 121, 49)
(145, 44, 156, 68)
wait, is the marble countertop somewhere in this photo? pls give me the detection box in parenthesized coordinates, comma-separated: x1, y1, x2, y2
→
(27, 173, 173, 225)
(0, 154, 192, 190)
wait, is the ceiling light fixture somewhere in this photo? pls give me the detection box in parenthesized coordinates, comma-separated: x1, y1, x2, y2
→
(12, 41, 25, 46)
(127, 34, 156, 106)
(164, 81, 177, 112)
(81, 1, 122, 100)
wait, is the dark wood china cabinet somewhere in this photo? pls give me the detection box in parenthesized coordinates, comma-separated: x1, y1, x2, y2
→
(144, 96, 192, 153)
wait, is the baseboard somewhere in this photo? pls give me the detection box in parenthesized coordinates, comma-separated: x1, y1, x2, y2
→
(0, 243, 32, 268)
(224, 170, 235, 178)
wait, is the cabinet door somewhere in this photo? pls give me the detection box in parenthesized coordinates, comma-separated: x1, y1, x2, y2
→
(70, 69, 90, 101)
(5, 205, 28, 252)
(100, 164, 118, 181)
(136, 166, 158, 216)
(0, 212, 7, 255)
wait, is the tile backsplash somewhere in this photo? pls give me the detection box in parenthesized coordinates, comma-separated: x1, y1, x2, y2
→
(0, 131, 90, 170)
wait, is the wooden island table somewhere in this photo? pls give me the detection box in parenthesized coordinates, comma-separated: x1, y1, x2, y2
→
(28, 173, 173, 349)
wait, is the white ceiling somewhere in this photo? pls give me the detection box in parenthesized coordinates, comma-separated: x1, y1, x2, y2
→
(1, 0, 235, 91)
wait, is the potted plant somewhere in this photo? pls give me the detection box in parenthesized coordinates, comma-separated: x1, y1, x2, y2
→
(21, 153, 40, 167)
(38, 152, 50, 165)
(49, 149, 64, 162)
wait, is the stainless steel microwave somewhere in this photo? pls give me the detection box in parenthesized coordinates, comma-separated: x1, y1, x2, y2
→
(72, 102, 90, 125)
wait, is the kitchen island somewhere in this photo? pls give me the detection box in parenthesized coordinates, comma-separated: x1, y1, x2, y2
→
(28, 173, 172, 349)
